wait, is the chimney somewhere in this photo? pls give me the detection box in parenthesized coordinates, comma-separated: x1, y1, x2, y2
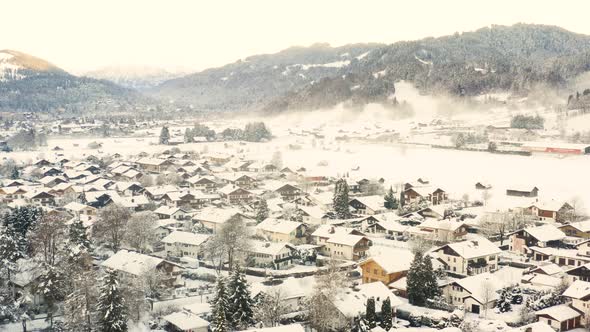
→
(329, 227, 335, 234)
(265, 242, 270, 248)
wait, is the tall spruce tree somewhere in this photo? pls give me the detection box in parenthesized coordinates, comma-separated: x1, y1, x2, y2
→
(159, 126, 170, 145)
(407, 251, 426, 306)
(365, 297, 377, 328)
(69, 219, 91, 252)
(227, 266, 254, 329)
(96, 271, 127, 332)
(384, 186, 398, 210)
(255, 199, 269, 224)
(333, 178, 351, 219)
(380, 297, 393, 330)
(211, 276, 230, 332)
(34, 264, 66, 328)
(421, 255, 441, 300)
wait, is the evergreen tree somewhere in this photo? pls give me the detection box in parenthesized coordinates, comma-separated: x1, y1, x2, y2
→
(159, 126, 170, 145)
(255, 199, 269, 224)
(1, 206, 43, 255)
(399, 189, 405, 208)
(380, 297, 393, 330)
(184, 128, 193, 143)
(365, 297, 377, 329)
(407, 251, 426, 306)
(333, 178, 351, 219)
(69, 219, 92, 252)
(96, 271, 127, 332)
(227, 266, 254, 329)
(211, 276, 230, 332)
(384, 186, 398, 210)
(421, 255, 441, 299)
(34, 264, 66, 328)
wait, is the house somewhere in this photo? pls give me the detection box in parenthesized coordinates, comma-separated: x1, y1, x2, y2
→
(63, 202, 97, 221)
(510, 224, 566, 254)
(403, 186, 447, 206)
(101, 250, 182, 285)
(215, 172, 257, 189)
(297, 205, 329, 225)
(527, 201, 573, 222)
(325, 234, 371, 261)
(535, 305, 582, 331)
(562, 280, 590, 327)
(506, 186, 539, 197)
(359, 249, 413, 285)
(560, 221, 590, 239)
(162, 231, 210, 259)
(443, 272, 504, 314)
(24, 190, 56, 207)
(188, 176, 218, 192)
(528, 246, 590, 267)
(162, 311, 209, 332)
(311, 225, 366, 246)
(218, 185, 255, 204)
(193, 207, 249, 233)
(408, 219, 468, 242)
(348, 195, 386, 215)
(154, 206, 190, 220)
(327, 282, 402, 329)
(136, 158, 174, 173)
(255, 218, 307, 244)
(433, 237, 501, 276)
(246, 241, 295, 270)
(273, 183, 302, 201)
(113, 182, 145, 196)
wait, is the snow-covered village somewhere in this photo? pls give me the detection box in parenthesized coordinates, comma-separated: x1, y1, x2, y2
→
(5, 1, 590, 332)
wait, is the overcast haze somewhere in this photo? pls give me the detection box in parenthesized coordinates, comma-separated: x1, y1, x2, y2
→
(3, 0, 590, 73)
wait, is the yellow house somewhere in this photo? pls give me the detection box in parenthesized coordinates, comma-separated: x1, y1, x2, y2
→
(359, 250, 414, 286)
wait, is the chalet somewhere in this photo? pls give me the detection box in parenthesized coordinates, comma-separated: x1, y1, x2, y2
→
(136, 158, 174, 173)
(246, 241, 295, 270)
(0, 186, 27, 202)
(63, 202, 97, 221)
(348, 195, 386, 215)
(443, 273, 504, 314)
(225, 160, 253, 172)
(297, 205, 329, 225)
(527, 201, 573, 222)
(359, 249, 413, 285)
(154, 206, 190, 220)
(24, 190, 56, 207)
(325, 234, 371, 261)
(162, 231, 210, 259)
(101, 250, 183, 286)
(311, 225, 366, 246)
(218, 185, 255, 204)
(408, 219, 468, 242)
(188, 176, 218, 192)
(434, 238, 501, 276)
(215, 172, 257, 189)
(510, 224, 566, 254)
(403, 186, 447, 206)
(273, 183, 302, 201)
(113, 182, 144, 196)
(535, 305, 582, 331)
(255, 218, 307, 244)
(161, 192, 198, 208)
(560, 221, 590, 239)
(562, 280, 590, 328)
(40, 167, 62, 177)
(566, 263, 590, 283)
(506, 186, 539, 197)
(366, 219, 409, 238)
(144, 185, 179, 201)
(34, 159, 52, 167)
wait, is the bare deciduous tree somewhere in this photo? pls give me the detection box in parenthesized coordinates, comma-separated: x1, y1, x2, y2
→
(480, 280, 495, 318)
(205, 215, 251, 271)
(308, 260, 349, 331)
(479, 211, 532, 246)
(28, 214, 67, 266)
(93, 204, 131, 251)
(254, 288, 291, 327)
(123, 211, 158, 253)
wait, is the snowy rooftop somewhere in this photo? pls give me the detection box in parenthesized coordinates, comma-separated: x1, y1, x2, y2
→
(441, 237, 501, 259)
(256, 218, 302, 234)
(161, 231, 209, 246)
(162, 311, 209, 330)
(101, 250, 165, 276)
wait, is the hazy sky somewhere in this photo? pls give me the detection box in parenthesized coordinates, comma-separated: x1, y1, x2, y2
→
(3, 0, 590, 73)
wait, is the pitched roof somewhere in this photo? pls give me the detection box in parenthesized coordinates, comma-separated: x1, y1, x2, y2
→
(562, 280, 590, 300)
(256, 218, 303, 235)
(349, 195, 385, 211)
(331, 282, 402, 318)
(441, 237, 501, 259)
(524, 224, 566, 242)
(536, 304, 581, 321)
(101, 250, 165, 276)
(360, 250, 414, 273)
(162, 311, 209, 330)
(162, 231, 209, 246)
(326, 233, 367, 247)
